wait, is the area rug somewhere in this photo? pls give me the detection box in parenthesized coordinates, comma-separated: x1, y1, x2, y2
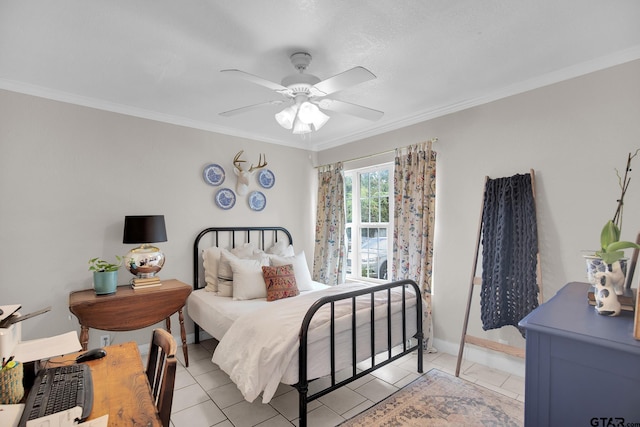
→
(340, 369, 523, 426)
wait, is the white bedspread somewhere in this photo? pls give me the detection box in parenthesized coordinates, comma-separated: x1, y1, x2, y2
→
(212, 282, 416, 403)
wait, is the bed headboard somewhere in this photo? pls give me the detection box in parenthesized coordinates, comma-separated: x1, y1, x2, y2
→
(192, 226, 293, 291)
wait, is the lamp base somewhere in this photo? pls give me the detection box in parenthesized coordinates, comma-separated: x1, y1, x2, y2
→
(125, 244, 165, 279)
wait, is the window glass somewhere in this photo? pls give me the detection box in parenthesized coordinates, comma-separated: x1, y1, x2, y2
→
(345, 163, 393, 281)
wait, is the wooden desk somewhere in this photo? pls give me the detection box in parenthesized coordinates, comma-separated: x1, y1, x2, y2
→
(69, 279, 192, 366)
(46, 342, 161, 426)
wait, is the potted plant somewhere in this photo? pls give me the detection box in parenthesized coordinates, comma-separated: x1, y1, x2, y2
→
(596, 220, 639, 266)
(88, 256, 122, 295)
(586, 150, 640, 314)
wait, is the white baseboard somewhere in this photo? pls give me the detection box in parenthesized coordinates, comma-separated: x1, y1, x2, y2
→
(432, 337, 525, 377)
(153, 332, 524, 377)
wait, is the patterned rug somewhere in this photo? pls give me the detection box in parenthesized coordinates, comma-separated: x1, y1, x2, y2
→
(340, 369, 523, 426)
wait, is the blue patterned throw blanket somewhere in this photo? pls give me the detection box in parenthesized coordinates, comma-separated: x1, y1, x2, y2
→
(480, 173, 539, 335)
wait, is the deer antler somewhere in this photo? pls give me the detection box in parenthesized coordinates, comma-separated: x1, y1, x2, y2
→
(233, 150, 246, 172)
(249, 153, 267, 173)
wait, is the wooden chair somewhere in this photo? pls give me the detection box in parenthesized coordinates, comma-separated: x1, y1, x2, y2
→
(146, 328, 177, 427)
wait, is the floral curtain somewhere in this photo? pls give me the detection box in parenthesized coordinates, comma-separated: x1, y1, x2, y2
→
(392, 140, 437, 352)
(312, 162, 346, 285)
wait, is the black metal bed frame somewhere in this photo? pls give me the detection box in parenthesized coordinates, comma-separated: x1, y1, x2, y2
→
(192, 226, 423, 427)
(192, 226, 292, 344)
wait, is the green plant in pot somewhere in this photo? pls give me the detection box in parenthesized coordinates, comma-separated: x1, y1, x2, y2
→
(596, 220, 639, 266)
(88, 256, 122, 295)
(586, 150, 640, 298)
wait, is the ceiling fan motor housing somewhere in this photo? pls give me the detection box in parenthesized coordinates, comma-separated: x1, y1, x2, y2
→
(281, 73, 320, 95)
(280, 52, 320, 95)
(290, 52, 312, 70)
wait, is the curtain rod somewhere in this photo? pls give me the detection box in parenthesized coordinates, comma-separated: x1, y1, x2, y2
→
(315, 137, 438, 168)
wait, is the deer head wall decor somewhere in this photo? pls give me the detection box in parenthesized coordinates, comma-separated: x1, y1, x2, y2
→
(233, 150, 267, 196)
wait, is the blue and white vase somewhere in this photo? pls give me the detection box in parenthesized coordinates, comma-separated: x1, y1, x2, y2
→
(584, 256, 627, 316)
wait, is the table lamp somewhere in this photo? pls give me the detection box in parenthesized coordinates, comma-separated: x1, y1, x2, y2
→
(123, 215, 167, 283)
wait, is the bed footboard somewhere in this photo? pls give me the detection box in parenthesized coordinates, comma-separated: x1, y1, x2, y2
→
(295, 279, 424, 427)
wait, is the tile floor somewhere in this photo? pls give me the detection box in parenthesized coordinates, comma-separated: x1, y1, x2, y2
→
(166, 339, 524, 427)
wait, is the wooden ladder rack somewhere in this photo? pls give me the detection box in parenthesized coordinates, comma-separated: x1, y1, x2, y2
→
(455, 169, 543, 377)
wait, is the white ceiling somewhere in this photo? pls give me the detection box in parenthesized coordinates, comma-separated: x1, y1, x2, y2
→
(2, 1, 640, 151)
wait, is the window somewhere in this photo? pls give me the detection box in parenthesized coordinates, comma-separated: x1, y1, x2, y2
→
(345, 163, 393, 281)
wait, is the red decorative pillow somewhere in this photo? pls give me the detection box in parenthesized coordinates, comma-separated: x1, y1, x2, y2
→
(262, 264, 299, 302)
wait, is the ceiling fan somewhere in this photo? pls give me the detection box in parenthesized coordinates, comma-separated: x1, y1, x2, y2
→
(219, 52, 384, 134)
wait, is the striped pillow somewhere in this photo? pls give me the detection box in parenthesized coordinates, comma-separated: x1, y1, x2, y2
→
(262, 264, 299, 301)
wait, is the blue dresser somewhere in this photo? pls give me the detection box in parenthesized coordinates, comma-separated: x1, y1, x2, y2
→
(519, 282, 640, 426)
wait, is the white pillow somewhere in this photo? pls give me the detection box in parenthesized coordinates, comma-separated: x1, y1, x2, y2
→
(231, 242, 260, 258)
(218, 250, 236, 282)
(202, 246, 223, 292)
(266, 240, 295, 257)
(217, 280, 233, 297)
(230, 257, 269, 300)
(270, 251, 313, 291)
(219, 249, 266, 282)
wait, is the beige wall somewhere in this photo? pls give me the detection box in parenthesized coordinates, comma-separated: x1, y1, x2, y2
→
(2, 59, 639, 373)
(0, 90, 316, 348)
(318, 59, 640, 374)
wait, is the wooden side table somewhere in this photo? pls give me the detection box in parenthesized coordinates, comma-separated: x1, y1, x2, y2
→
(69, 278, 192, 366)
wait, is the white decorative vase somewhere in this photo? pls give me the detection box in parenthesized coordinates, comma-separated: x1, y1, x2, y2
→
(584, 256, 627, 316)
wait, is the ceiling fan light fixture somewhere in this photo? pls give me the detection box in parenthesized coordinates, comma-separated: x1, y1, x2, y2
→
(275, 105, 298, 130)
(221, 51, 382, 135)
(292, 118, 312, 135)
(297, 102, 330, 130)
(297, 101, 317, 123)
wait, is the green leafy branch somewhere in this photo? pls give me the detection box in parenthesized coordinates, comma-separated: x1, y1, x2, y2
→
(88, 256, 122, 272)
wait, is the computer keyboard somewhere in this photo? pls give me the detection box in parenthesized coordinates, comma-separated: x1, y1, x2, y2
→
(19, 363, 93, 426)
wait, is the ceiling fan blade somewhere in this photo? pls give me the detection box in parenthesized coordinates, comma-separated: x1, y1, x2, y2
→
(318, 99, 384, 121)
(221, 69, 291, 95)
(311, 66, 376, 96)
(219, 100, 284, 117)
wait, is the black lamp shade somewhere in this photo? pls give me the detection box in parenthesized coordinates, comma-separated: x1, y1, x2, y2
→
(123, 215, 167, 244)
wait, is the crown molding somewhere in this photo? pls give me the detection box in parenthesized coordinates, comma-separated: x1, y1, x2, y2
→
(309, 47, 640, 152)
(2, 46, 639, 153)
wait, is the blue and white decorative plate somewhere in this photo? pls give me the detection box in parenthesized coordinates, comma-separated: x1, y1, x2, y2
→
(258, 169, 275, 189)
(248, 191, 266, 211)
(215, 188, 236, 210)
(203, 163, 225, 186)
